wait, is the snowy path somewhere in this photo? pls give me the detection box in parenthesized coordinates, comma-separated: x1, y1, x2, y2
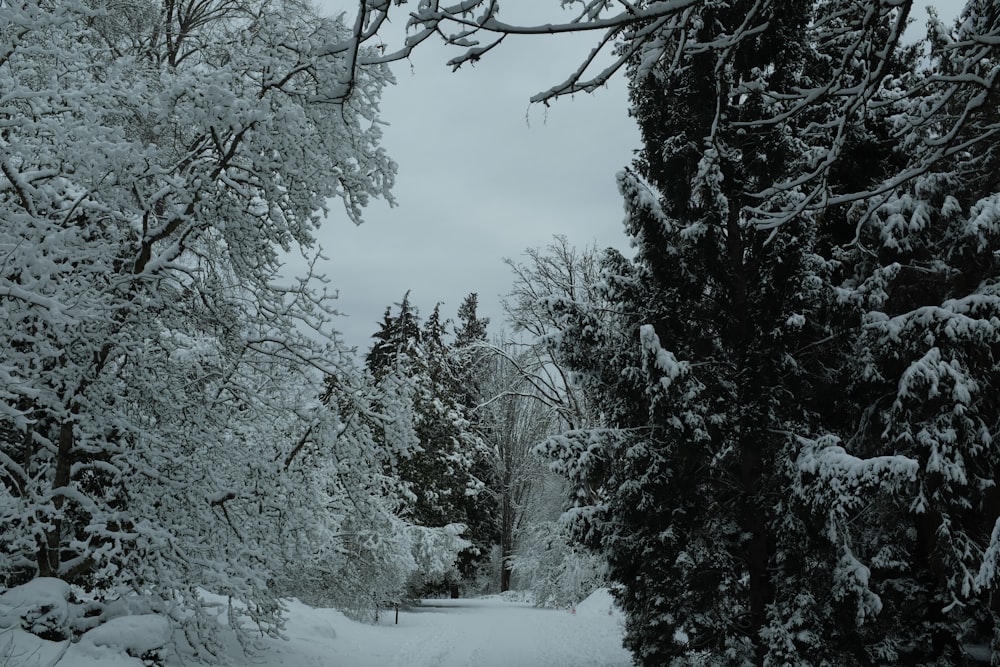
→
(4, 589, 631, 667)
(266, 591, 632, 667)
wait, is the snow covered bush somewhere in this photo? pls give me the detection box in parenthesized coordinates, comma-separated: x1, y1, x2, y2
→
(0, 577, 174, 666)
(80, 613, 172, 665)
(511, 520, 605, 609)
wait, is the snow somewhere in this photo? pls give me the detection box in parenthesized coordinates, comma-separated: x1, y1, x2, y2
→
(264, 590, 631, 667)
(0, 577, 71, 638)
(1, 589, 631, 667)
(0, 577, 71, 622)
(573, 587, 620, 617)
(639, 323, 686, 391)
(80, 614, 172, 655)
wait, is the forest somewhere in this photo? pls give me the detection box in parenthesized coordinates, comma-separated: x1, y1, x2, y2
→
(1, 0, 999, 665)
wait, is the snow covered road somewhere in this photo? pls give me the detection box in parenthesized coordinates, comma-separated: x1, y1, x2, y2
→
(4, 589, 631, 666)
(267, 590, 633, 667)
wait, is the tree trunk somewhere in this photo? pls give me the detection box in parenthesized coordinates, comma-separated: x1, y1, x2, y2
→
(38, 420, 74, 577)
(500, 468, 514, 592)
(728, 208, 772, 666)
(742, 438, 771, 667)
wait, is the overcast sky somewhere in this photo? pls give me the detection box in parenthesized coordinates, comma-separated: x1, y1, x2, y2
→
(307, 1, 965, 353)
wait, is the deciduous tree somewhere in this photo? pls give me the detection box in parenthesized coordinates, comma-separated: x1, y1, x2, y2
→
(0, 0, 395, 649)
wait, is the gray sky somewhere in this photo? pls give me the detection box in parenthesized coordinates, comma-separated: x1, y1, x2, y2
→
(307, 1, 965, 353)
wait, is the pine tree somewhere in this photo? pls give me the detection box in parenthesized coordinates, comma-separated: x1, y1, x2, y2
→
(633, 3, 833, 661)
(454, 293, 490, 350)
(535, 1, 919, 663)
(448, 294, 503, 586)
(367, 292, 423, 375)
(795, 5, 1000, 661)
(364, 294, 489, 593)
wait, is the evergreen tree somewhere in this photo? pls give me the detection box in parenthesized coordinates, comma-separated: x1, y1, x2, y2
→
(454, 293, 491, 350)
(796, 5, 1000, 661)
(366, 292, 422, 375)
(535, 1, 919, 663)
(448, 294, 503, 586)
(364, 294, 489, 592)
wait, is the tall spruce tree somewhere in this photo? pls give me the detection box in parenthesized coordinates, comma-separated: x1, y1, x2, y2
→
(536, 1, 920, 664)
(365, 294, 490, 592)
(454, 293, 491, 350)
(449, 294, 503, 585)
(795, 4, 1000, 662)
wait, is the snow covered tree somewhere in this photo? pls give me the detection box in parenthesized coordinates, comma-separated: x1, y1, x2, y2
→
(530, 1, 923, 664)
(272, 366, 469, 622)
(502, 236, 603, 431)
(367, 297, 474, 529)
(0, 0, 396, 651)
(470, 341, 558, 593)
(364, 294, 490, 593)
(454, 293, 491, 350)
(794, 5, 1000, 662)
(367, 292, 423, 375)
(512, 515, 607, 608)
(448, 294, 505, 588)
(494, 243, 616, 598)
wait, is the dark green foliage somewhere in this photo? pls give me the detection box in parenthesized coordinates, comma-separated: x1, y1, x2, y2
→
(366, 295, 472, 528)
(364, 293, 497, 589)
(366, 292, 423, 377)
(454, 293, 490, 350)
(533, 0, 982, 664)
(449, 294, 502, 582)
(784, 7, 1000, 663)
(620, 3, 836, 662)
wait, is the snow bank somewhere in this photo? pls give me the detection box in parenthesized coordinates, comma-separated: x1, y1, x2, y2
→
(0, 577, 72, 639)
(574, 587, 622, 619)
(81, 613, 172, 655)
(0, 578, 172, 666)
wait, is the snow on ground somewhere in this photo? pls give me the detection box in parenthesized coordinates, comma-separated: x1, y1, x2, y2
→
(1, 589, 631, 667)
(262, 588, 631, 667)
